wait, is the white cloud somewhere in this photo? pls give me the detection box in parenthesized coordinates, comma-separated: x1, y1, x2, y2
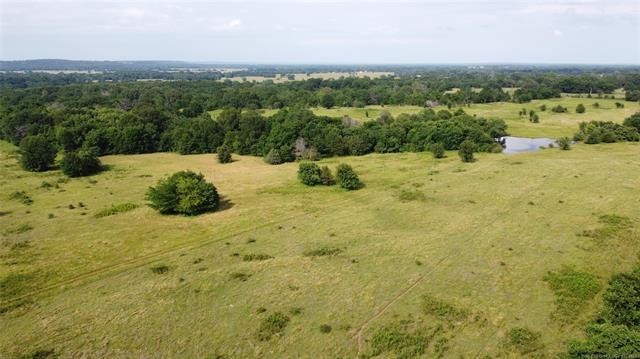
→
(515, 2, 640, 16)
(211, 19, 243, 31)
(553, 29, 563, 36)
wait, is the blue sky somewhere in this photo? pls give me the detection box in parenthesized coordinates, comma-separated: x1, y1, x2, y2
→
(1, 0, 639, 64)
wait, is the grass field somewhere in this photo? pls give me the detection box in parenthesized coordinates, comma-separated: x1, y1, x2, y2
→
(210, 97, 639, 139)
(221, 71, 394, 83)
(2, 137, 639, 357)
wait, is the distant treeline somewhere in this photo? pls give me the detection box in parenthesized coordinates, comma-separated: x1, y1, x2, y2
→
(2, 71, 640, 110)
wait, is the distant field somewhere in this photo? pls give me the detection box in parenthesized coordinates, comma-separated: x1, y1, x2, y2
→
(2, 139, 639, 357)
(210, 97, 638, 138)
(221, 71, 394, 83)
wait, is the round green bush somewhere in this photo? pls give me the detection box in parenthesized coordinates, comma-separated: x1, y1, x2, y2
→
(264, 148, 283, 165)
(146, 171, 219, 215)
(217, 144, 232, 164)
(298, 162, 322, 186)
(576, 104, 586, 114)
(60, 148, 102, 177)
(19, 135, 57, 172)
(458, 139, 475, 163)
(336, 163, 362, 190)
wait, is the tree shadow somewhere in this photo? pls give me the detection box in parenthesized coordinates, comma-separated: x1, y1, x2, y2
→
(218, 196, 235, 211)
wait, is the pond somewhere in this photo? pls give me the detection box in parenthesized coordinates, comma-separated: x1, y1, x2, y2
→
(500, 136, 556, 154)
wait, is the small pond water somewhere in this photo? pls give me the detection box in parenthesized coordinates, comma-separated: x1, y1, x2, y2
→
(500, 136, 556, 154)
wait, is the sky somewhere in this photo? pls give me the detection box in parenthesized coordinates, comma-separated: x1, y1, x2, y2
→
(1, 0, 639, 64)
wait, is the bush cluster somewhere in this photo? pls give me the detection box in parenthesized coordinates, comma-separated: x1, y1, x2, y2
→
(574, 120, 640, 144)
(298, 162, 356, 189)
(146, 171, 219, 215)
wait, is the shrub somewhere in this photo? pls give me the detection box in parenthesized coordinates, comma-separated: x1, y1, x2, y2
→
(335, 164, 362, 190)
(530, 113, 539, 123)
(256, 312, 290, 341)
(319, 166, 335, 185)
(458, 139, 475, 163)
(539, 104, 547, 111)
(558, 137, 572, 150)
(146, 171, 219, 215)
(60, 147, 102, 177)
(217, 144, 232, 164)
(593, 102, 600, 108)
(263, 148, 283, 165)
(298, 162, 322, 186)
(603, 267, 640, 328)
(576, 104, 586, 113)
(319, 324, 332, 333)
(431, 142, 445, 158)
(552, 105, 567, 113)
(19, 135, 57, 172)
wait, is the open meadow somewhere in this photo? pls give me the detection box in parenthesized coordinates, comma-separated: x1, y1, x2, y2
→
(211, 97, 639, 139)
(2, 137, 639, 357)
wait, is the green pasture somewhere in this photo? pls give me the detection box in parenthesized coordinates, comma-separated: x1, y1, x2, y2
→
(1, 139, 639, 357)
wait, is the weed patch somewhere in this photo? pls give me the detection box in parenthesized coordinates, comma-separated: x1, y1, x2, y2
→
(422, 294, 468, 322)
(579, 214, 634, 241)
(303, 247, 341, 257)
(544, 266, 601, 322)
(3, 223, 33, 236)
(0, 272, 35, 301)
(506, 327, 543, 354)
(399, 189, 426, 202)
(9, 191, 32, 205)
(369, 324, 430, 359)
(151, 265, 170, 274)
(94, 203, 139, 218)
(319, 324, 332, 333)
(229, 272, 251, 281)
(242, 254, 273, 262)
(256, 312, 290, 341)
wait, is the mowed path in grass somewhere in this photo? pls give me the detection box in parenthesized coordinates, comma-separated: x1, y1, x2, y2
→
(1, 141, 639, 357)
(212, 97, 639, 139)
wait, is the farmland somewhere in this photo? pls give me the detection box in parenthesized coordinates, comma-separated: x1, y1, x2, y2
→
(2, 137, 639, 357)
